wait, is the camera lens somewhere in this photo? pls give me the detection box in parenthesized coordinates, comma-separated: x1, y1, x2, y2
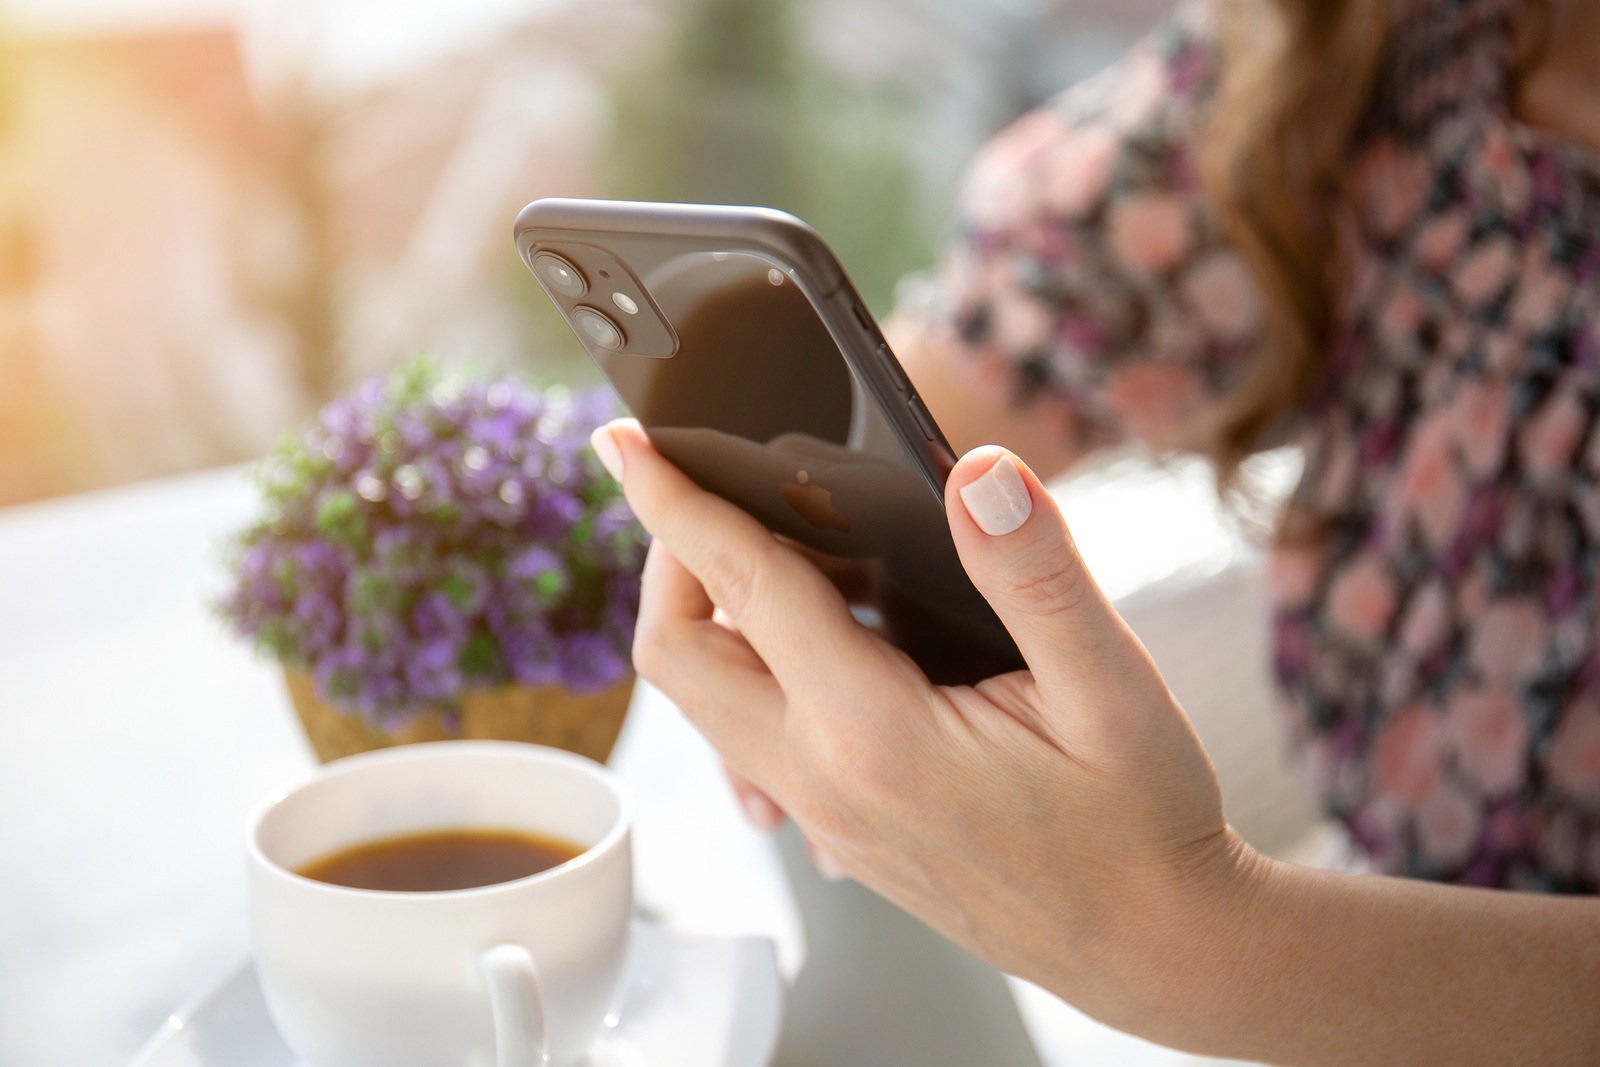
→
(573, 306, 624, 350)
(533, 253, 586, 298)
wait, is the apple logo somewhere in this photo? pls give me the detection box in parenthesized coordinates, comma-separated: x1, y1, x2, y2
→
(781, 469, 852, 533)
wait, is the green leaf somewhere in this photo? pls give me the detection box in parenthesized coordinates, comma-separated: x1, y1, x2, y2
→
(352, 571, 393, 614)
(274, 558, 297, 600)
(441, 574, 474, 609)
(257, 620, 293, 658)
(534, 569, 568, 607)
(458, 632, 499, 678)
(314, 489, 368, 548)
(315, 488, 356, 531)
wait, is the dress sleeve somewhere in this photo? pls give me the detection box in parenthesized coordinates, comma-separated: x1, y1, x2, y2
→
(935, 1, 1262, 453)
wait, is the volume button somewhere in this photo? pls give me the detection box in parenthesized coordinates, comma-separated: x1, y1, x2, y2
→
(907, 396, 938, 441)
(876, 343, 909, 392)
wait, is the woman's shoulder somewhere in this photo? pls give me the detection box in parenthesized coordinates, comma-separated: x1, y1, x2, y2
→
(1045, 1, 1224, 127)
(958, 2, 1226, 234)
(941, 2, 1261, 453)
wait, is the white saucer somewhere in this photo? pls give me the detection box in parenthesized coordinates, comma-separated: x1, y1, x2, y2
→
(130, 924, 784, 1067)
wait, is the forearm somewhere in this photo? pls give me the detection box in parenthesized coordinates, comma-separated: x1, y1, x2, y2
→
(1115, 849, 1600, 1065)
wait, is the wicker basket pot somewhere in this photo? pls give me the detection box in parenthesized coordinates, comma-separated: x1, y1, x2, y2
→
(282, 669, 635, 764)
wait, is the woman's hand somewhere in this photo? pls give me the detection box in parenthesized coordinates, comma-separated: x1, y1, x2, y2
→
(592, 420, 1600, 1065)
(590, 418, 1252, 1025)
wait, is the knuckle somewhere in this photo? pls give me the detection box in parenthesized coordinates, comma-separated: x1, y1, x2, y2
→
(787, 768, 864, 843)
(631, 619, 685, 692)
(1005, 542, 1091, 619)
(630, 630, 668, 690)
(699, 539, 764, 626)
(802, 716, 889, 812)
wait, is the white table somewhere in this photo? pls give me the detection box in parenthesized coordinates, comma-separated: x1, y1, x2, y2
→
(0, 459, 1307, 1066)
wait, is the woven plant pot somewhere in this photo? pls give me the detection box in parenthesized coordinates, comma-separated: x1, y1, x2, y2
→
(282, 669, 635, 765)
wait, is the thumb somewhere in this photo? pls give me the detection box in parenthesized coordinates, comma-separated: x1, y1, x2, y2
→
(945, 447, 1131, 697)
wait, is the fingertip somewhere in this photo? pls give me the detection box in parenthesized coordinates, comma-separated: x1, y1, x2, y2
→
(810, 844, 848, 883)
(589, 425, 623, 481)
(606, 417, 645, 447)
(593, 418, 654, 483)
(947, 445, 1044, 501)
(740, 790, 786, 832)
(953, 449, 1034, 537)
(946, 444, 1012, 486)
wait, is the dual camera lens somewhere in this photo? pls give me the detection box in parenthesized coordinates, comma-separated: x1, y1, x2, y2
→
(532, 252, 631, 351)
(533, 252, 587, 298)
(573, 307, 623, 350)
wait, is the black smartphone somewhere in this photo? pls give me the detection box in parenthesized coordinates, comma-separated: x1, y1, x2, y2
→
(514, 198, 1022, 685)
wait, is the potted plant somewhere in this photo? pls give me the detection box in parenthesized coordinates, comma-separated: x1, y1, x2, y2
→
(219, 361, 646, 763)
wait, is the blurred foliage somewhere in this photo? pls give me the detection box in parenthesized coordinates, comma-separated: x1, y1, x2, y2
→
(605, 0, 935, 316)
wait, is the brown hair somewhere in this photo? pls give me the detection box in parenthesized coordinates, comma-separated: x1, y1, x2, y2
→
(1198, 0, 1393, 487)
(1199, 0, 1560, 490)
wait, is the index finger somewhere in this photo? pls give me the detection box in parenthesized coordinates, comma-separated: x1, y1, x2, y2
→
(633, 538, 783, 762)
(595, 419, 883, 684)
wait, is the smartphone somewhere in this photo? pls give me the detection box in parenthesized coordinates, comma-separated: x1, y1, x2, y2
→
(514, 198, 1023, 685)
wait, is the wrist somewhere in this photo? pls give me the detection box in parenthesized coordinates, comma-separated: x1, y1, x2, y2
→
(1085, 828, 1284, 1054)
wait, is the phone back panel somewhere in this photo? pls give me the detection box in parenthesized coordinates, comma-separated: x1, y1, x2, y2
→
(515, 199, 1022, 683)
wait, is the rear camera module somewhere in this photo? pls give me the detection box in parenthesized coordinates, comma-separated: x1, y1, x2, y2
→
(573, 306, 624, 351)
(533, 252, 586, 298)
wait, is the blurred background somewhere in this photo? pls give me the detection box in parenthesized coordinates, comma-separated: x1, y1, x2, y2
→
(4, 10, 1339, 1063)
(0, 0, 1174, 509)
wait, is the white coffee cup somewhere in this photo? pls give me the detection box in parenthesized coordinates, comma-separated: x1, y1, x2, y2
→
(247, 740, 633, 1067)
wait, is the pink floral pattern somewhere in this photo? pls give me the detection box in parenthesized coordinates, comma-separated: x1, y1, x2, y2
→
(939, 0, 1600, 890)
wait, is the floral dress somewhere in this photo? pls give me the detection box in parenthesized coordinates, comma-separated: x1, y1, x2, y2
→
(937, 0, 1600, 890)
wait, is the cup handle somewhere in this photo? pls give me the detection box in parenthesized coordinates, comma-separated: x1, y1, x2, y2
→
(480, 944, 548, 1066)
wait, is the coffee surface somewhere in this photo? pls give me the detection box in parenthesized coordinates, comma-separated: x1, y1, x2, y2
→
(297, 828, 583, 892)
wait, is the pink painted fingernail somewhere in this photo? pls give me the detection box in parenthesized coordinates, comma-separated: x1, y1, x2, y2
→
(589, 426, 623, 481)
(741, 792, 784, 832)
(958, 453, 1032, 536)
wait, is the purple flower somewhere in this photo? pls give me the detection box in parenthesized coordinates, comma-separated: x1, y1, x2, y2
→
(292, 587, 342, 650)
(474, 409, 526, 453)
(218, 359, 644, 726)
(413, 590, 468, 642)
(502, 621, 565, 688)
(509, 545, 563, 581)
(405, 636, 463, 707)
(559, 633, 628, 693)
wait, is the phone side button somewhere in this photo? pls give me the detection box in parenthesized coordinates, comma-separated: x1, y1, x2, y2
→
(876, 343, 910, 392)
(852, 302, 874, 332)
(907, 396, 938, 441)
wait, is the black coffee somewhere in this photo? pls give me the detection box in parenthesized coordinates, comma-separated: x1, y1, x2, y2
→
(296, 828, 584, 892)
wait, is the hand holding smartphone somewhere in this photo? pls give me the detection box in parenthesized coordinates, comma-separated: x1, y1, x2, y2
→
(514, 198, 1022, 685)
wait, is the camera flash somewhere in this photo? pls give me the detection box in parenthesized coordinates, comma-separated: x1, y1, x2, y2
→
(768, 269, 784, 286)
(611, 292, 639, 315)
